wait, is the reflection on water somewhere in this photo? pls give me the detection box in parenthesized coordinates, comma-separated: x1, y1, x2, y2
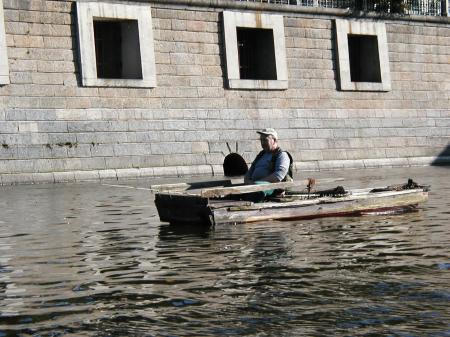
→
(0, 167, 449, 336)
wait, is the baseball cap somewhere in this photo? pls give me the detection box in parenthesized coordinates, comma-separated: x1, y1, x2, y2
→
(257, 128, 278, 139)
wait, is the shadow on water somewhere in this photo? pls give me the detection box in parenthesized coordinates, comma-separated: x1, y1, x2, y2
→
(431, 143, 450, 166)
(158, 223, 213, 240)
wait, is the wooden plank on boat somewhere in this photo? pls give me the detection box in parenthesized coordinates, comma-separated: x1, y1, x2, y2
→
(212, 189, 428, 225)
(200, 178, 344, 198)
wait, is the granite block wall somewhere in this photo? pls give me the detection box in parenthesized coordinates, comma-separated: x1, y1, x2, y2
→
(0, 0, 449, 184)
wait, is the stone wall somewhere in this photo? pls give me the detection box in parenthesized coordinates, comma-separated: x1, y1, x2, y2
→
(0, 0, 449, 184)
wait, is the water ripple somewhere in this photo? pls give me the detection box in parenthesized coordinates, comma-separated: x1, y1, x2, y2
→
(0, 167, 449, 336)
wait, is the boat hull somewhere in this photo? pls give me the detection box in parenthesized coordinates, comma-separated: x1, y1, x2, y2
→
(155, 188, 428, 226)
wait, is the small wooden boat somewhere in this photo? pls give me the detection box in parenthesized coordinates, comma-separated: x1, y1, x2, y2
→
(153, 178, 429, 226)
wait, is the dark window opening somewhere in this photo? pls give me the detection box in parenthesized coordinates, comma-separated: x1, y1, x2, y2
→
(94, 19, 143, 80)
(237, 27, 277, 80)
(348, 34, 382, 83)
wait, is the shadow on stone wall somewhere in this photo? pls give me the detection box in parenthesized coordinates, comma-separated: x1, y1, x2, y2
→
(331, 21, 341, 90)
(431, 143, 450, 166)
(71, 2, 83, 87)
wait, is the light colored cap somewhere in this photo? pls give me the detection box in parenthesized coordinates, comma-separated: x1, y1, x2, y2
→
(257, 128, 278, 139)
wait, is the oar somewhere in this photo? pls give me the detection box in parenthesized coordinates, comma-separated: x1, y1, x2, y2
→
(200, 178, 344, 198)
(149, 179, 233, 192)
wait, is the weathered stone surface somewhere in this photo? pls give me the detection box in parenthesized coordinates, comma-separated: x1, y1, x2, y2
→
(0, 2, 449, 184)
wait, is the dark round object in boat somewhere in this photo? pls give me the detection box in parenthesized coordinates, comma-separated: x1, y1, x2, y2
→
(223, 153, 248, 176)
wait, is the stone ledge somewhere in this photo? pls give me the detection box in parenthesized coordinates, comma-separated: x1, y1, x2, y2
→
(147, 0, 450, 24)
(0, 157, 448, 185)
(295, 157, 449, 172)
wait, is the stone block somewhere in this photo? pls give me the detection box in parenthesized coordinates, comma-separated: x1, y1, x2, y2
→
(18, 146, 40, 159)
(193, 11, 217, 22)
(32, 73, 65, 85)
(0, 121, 19, 132)
(139, 167, 154, 177)
(113, 143, 152, 157)
(186, 20, 208, 32)
(45, 1, 73, 13)
(45, 133, 75, 146)
(0, 146, 17, 159)
(211, 164, 223, 176)
(32, 172, 55, 184)
(67, 144, 92, 158)
(9, 72, 33, 84)
(53, 171, 75, 183)
(174, 64, 203, 76)
(99, 169, 118, 180)
(116, 168, 141, 179)
(131, 155, 165, 168)
(318, 160, 344, 170)
(9, 59, 37, 72)
(12, 35, 44, 48)
(363, 158, 384, 168)
(296, 161, 319, 172)
(74, 170, 100, 182)
(321, 149, 347, 161)
(300, 150, 323, 161)
(151, 142, 191, 155)
(76, 157, 107, 171)
(197, 87, 222, 98)
(234, 119, 253, 130)
(408, 157, 436, 166)
(308, 139, 328, 149)
(171, 19, 187, 31)
(342, 159, 366, 169)
(90, 144, 114, 157)
(191, 141, 209, 153)
(1, 173, 34, 185)
(32, 48, 75, 62)
(43, 36, 73, 49)
(37, 97, 66, 109)
(163, 120, 205, 131)
(65, 98, 92, 109)
(37, 60, 75, 73)
(3, 8, 19, 21)
(153, 166, 178, 177)
(189, 164, 214, 176)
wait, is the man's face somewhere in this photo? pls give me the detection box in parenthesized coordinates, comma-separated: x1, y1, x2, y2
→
(260, 135, 277, 152)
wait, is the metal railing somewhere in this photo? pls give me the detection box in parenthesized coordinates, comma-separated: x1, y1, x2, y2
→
(235, 0, 449, 16)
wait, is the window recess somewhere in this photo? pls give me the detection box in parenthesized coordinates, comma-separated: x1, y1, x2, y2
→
(237, 27, 277, 80)
(223, 11, 288, 90)
(335, 19, 391, 92)
(76, 1, 156, 88)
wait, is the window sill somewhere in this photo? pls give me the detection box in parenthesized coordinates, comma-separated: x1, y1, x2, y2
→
(82, 77, 156, 88)
(228, 79, 288, 90)
(340, 81, 391, 92)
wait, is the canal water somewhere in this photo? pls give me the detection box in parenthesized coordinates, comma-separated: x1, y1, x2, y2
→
(0, 166, 449, 337)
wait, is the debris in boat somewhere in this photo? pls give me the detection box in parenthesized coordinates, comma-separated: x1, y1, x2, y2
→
(316, 186, 347, 197)
(370, 179, 429, 193)
(285, 185, 348, 199)
(307, 178, 315, 198)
